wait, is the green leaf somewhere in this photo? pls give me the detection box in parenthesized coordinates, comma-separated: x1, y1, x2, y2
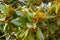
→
(16, 11, 23, 16)
(28, 31, 34, 40)
(0, 23, 4, 31)
(57, 19, 60, 26)
(0, 13, 5, 21)
(11, 18, 21, 26)
(0, 4, 7, 13)
(33, 23, 36, 29)
(0, 14, 4, 18)
(36, 28, 44, 40)
(11, 17, 27, 28)
(22, 29, 29, 40)
(3, 23, 12, 33)
(51, 4, 56, 13)
(29, 0, 35, 3)
(26, 15, 32, 22)
(26, 23, 32, 28)
(19, 29, 26, 38)
(45, 19, 55, 34)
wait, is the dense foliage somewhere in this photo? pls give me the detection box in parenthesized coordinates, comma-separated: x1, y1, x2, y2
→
(0, 0, 60, 40)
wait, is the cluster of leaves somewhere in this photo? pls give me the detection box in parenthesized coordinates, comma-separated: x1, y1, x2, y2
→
(0, 0, 60, 40)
